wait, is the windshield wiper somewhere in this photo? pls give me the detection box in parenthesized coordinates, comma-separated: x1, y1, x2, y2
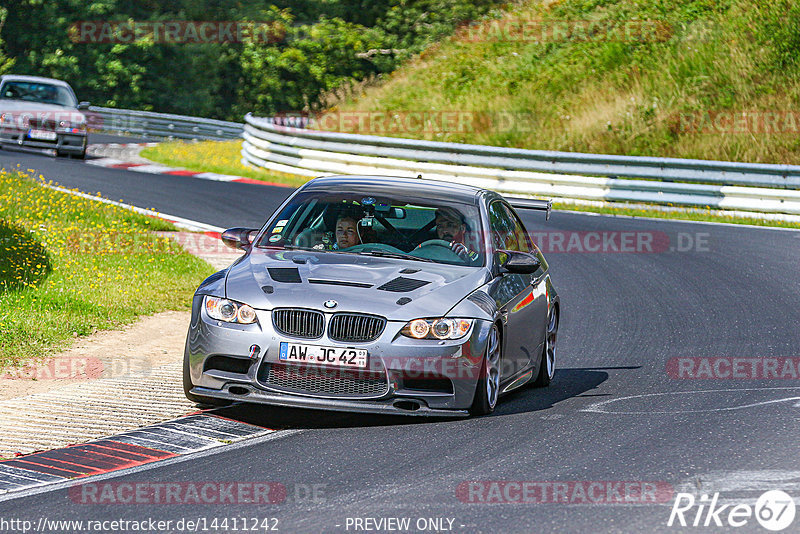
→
(358, 249, 435, 263)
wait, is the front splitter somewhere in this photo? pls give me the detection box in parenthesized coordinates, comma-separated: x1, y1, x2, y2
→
(192, 386, 470, 418)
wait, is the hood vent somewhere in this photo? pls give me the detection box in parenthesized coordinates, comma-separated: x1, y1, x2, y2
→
(377, 277, 430, 293)
(268, 268, 302, 283)
(399, 268, 420, 274)
(396, 297, 412, 306)
(308, 279, 373, 288)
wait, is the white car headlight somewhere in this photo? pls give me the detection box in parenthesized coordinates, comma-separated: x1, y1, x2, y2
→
(204, 295, 258, 324)
(58, 120, 86, 133)
(401, 318, 473, 340)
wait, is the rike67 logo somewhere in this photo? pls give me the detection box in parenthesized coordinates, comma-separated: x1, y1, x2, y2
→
(668, 490, 796, 531)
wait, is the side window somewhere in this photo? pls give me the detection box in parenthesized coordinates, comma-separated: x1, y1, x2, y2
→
(501, 203, 532, 253)
(488, 201, 517, 251)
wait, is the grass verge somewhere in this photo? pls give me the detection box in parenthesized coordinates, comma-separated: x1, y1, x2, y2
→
(140, 140, 309, 188)
(0, 169, 215, 368)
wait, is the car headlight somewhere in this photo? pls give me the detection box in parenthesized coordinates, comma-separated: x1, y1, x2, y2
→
(204, 295, 258, 324)
(59, 120, 86, 133)
(401, 318, 473, 340)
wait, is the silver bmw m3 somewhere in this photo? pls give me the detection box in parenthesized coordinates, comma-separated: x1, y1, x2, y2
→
(183, 175, 560, 416)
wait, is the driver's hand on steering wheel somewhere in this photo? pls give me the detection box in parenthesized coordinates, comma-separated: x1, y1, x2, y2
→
(450, 241, 468, 257)
(450, 241, 479, 263)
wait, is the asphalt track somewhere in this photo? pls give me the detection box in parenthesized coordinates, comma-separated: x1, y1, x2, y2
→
(2, 135, 800, 533)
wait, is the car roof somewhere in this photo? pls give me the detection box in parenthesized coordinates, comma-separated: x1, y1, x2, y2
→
(0, 75, 73, 88)
(301, 175, 490, 204)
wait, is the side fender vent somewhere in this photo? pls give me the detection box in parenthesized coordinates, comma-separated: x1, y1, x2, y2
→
(467, 292, 497, 315)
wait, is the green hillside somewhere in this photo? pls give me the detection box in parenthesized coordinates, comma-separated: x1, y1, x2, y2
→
(0, 1, 504, 120)
(326, 0, 800, 165)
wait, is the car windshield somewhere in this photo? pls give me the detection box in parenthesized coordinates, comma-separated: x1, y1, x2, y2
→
(257, 190, 485, 267)
(0, 81, 77, 107)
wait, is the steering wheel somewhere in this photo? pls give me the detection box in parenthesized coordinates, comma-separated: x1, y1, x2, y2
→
(293, 232, 313, 248)
(415, 239, 453, 249)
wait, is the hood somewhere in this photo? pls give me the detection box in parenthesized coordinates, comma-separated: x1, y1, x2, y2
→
(224, 248, 491, 322)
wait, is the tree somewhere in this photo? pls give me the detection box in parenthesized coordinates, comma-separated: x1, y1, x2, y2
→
(0, 7, 15, 75)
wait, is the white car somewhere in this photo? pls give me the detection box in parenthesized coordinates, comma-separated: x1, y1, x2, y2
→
(0, 74, 89, 158)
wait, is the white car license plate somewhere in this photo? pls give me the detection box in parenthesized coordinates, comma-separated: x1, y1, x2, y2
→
(279, 342, 367, 369)
(28, 129, 57, 141)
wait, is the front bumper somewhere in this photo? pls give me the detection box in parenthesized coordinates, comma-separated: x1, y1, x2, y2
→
(190, 384, 469, 417)
(0, 127, 87, 154)
(185, 295, 492, 416)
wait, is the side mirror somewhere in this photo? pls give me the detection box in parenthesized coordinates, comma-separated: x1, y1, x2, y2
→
(221, 228, 258, 250)
(77, 101, 91, 110)
(497, 250, 541, 274)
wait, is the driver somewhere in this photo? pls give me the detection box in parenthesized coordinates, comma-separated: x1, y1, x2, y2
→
(433, 207, 480, 263)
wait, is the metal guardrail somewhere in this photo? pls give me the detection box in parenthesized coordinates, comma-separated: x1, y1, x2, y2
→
(241, 113, 800, 215)
(87, 106, 243, 141)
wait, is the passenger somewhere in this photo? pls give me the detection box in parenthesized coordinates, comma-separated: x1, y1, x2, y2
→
(333, 210, 376, 249)
(335, 214, 361, 249)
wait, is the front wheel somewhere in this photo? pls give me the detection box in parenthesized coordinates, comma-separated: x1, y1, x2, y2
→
(470, 324, 501, 416)
(532, 307, 558, 387)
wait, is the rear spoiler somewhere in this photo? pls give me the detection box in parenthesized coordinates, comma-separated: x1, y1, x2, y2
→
(506, 198, 553, 221)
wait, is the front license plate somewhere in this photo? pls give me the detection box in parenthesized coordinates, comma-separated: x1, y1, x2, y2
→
(279, 342, 368, 369)
(28, 129, 57, 141)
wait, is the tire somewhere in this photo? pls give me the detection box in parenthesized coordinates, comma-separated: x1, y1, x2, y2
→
(183, 348, 231, 407)
(470, 324, 501, 416)
(532, 307, 558, 387)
